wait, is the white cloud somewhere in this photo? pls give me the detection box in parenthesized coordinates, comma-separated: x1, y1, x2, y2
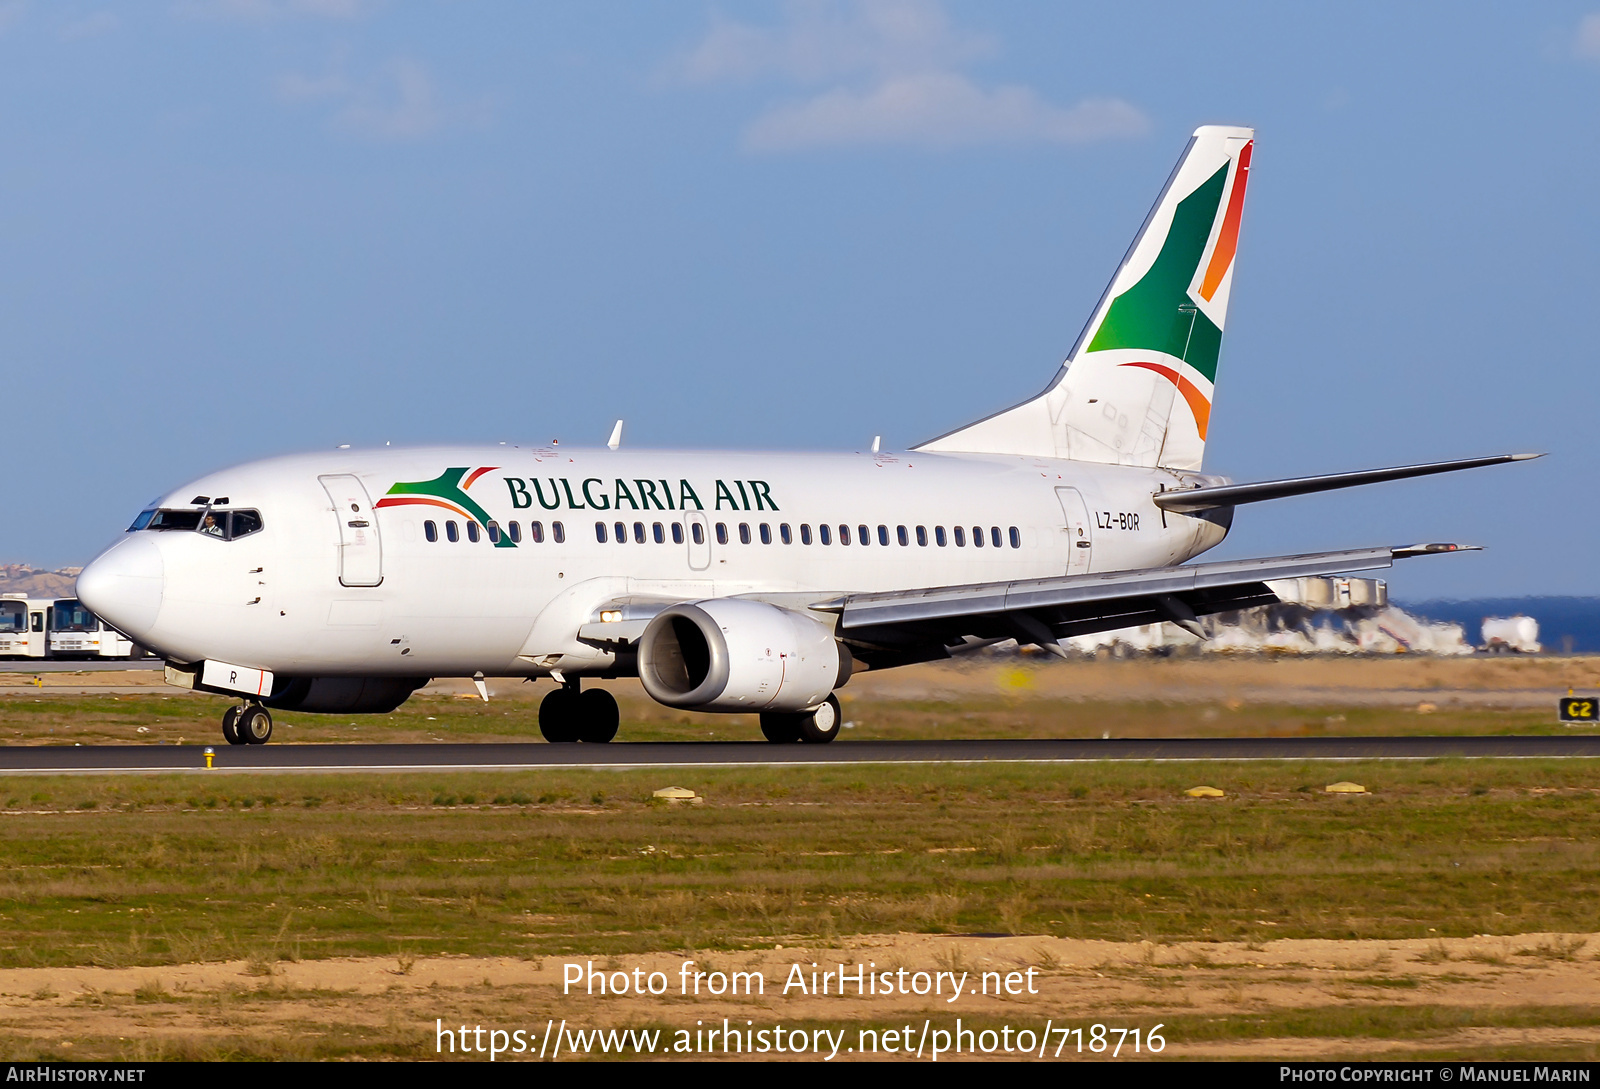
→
(61, 11, 119, 40)
(677, 0, 1147, 151)
(276, 56, 484, 141)
(681, 0, 993, 84)
(747, 74, 1147, 150)
(332, 58, 443, 140)
(1576, 13, 1600, 59)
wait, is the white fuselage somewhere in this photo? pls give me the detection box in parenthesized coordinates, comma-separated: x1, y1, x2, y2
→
(80, 445, 1230, 679)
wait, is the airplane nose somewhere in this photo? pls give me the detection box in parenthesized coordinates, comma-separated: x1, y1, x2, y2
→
(77, 534, 165, 638)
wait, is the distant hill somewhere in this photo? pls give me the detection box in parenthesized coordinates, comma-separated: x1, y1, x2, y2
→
(0, 564, 80, 600)
(1398, 597, 1600, 654)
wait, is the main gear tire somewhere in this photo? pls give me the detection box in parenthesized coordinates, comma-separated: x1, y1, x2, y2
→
(798, 694, 842, 744)
(577, 688, 619, 743)
(759, 713, 803, 743)
(539, 688, 581, 743)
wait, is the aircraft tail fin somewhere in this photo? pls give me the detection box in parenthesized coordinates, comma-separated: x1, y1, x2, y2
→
(915, 125, 1254, 471)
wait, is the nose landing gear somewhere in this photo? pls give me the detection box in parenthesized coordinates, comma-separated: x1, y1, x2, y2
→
(538, 681, 619, 743)
(222, 702, 273, 745)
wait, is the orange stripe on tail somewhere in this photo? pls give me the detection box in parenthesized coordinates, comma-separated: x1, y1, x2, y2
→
(1199, 140, 1251, 302)
(1119, 361, 1213, 441)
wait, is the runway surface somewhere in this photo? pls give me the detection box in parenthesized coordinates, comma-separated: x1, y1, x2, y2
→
(1, 736, 1597, 774)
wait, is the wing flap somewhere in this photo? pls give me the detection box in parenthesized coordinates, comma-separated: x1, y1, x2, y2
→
(840, 545, 1409, 630)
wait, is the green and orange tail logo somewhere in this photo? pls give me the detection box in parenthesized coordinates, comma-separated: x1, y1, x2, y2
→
(375, 467, 516, 547)
(916, 126, 1254, 472)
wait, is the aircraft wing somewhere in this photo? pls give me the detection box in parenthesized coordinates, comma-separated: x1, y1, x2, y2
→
(826, 543, 1473, 666)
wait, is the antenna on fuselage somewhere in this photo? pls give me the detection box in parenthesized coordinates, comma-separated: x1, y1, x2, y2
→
(608, 420, 623, 450)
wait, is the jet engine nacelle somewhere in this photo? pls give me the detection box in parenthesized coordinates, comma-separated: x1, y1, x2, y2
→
(637, 599, 850, 713)
(264, 676, 430, 714)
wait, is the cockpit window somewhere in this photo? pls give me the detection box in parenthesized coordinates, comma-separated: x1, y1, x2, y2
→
(231, 510, 263, 538)
(147, 509, 202, 531)
(51, 600, 98, 632)
(136, 507, 263, 540)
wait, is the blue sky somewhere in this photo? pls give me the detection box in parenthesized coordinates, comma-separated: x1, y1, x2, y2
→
(3, 1, 1597, 598)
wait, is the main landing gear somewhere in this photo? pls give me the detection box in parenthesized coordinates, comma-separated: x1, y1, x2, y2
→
(222, 702, 273, 745)
(760, 694, 842, 744)
(539, 680, 619, 743)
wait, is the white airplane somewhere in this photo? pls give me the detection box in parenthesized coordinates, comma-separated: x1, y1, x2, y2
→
(76, 125, 1535, 747)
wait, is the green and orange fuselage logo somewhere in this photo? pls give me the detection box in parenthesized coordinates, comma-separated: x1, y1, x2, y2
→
(374, 467, 516, 547)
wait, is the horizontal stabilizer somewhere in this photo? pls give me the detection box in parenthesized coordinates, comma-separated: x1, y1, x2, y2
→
(1153, 453, 1541, 513)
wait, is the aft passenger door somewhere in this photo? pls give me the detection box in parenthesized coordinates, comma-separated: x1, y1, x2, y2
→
(686, 511, 711, 571)
(319, 475, 384, 587)
(1055, 487, 1093, 575)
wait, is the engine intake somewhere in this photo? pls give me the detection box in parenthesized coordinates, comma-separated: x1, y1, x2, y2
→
(637, 600, 850, 713)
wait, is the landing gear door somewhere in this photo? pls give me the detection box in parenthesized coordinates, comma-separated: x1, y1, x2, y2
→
(319, 474, 383, 587)
(1055, 487, 1092, 575)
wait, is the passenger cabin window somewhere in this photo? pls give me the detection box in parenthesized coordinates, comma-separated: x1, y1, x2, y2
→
(486, 522, 501, 544)
(595, 522, 608, 543)
(716, 523, 728, 545)
(672, 523, 684, 544)
(446, 521, 460, 542)
(781, 524, 793, 544)
(1009, 526, 1021, 549)
(529, 521, 544, 543)
(800, 524, 812, 545)
(820, 524, 832, 545)
(739, 523, 751, 545)
(896, 525, 908, 546)
(971, 526, 983, 548)
(954, 526, 966, 547)
(424, 520, 438, 543)
(991, 526, 1003, 549)
(858, 525, 870, 546)
(614, 521, 627, 544)
(916, 526, 928, 546)
(633, 522, 646, 544)
(552, 521, 566, 543)
(653, 523, 665, 544)
(466, 521, 481, 543)
(935, 526, 946, 547)
(508, 521, 522, 543)
(759, 523, 771, 545)
(877, 525, 889, 546)
(691, 522, 705, 545)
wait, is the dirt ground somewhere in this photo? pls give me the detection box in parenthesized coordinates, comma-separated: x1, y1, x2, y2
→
(0, 932, 1595, 1060)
